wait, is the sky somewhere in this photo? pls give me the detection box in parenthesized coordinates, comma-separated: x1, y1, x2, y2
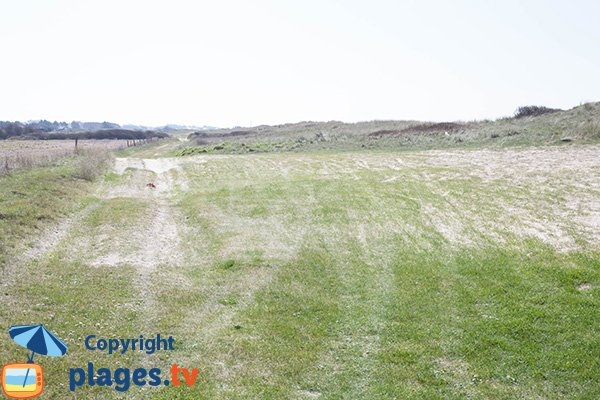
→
(1, 0, 599, 127)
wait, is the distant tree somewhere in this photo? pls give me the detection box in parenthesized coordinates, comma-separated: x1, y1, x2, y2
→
(101, 121, 120, 129)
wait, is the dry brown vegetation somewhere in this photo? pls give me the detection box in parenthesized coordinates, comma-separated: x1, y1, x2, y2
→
(368, 122, 468, 138)
(0, 140, 126, 175)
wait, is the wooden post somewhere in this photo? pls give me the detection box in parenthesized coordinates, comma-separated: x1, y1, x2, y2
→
(74, 138, 78, 153)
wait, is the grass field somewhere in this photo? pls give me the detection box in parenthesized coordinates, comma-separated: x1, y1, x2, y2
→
(1, 136, 599, 399)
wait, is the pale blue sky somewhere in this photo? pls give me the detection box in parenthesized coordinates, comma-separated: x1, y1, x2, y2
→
(1, 0, 598, 127)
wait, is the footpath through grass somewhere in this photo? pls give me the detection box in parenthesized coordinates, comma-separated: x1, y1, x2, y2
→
(0, 147, 598, 399)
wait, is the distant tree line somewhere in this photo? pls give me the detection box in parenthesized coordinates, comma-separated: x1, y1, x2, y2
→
(27, 129, 169, 140)
(0, 122, 39, 139)
(0, 121, 168, 140)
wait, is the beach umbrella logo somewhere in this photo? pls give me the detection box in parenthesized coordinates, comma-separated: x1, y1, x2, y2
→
(2, 324, 68, 399)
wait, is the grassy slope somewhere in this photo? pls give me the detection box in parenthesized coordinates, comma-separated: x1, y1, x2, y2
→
(177, 102, 600, 155)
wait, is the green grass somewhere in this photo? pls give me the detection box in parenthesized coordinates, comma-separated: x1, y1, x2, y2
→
(193, 245, 598, 399)
(115, 138, 181, 158)
(174, 141, 302, 156)
(1, 146, 598, 399)
(372, 247, 599, 399)
(0, 237, 147, 398)
(85, 197, 149, 229)
(154, 149, 599, 399)
(0, 160, 94, 269)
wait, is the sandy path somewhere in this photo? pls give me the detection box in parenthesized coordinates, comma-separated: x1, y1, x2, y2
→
(6, 156, 189, 331)
(94, 157, 186, 270)
(86, 158, 189, 332)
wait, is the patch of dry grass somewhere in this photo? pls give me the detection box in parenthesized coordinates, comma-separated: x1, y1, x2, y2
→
(74, 148, 114, 181)
(0, 139, 126, 175)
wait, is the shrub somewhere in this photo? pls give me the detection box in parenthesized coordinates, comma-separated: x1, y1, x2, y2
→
(75, 149, 112, 181)
(578, 122, 600, 139)
(514, 105, 561, 118)
(402, 122, 466, 133)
